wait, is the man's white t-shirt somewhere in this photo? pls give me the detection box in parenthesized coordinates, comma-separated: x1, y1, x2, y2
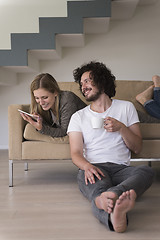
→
(67, 99, 139, 166)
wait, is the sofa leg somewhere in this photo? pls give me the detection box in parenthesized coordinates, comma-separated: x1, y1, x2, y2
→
(24, 162, 28, 171)
(148, 161, 152, 167)
(9, 160, 13, 187)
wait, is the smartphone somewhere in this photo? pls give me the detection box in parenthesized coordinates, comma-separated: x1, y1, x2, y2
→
(18, 109, 38, 120)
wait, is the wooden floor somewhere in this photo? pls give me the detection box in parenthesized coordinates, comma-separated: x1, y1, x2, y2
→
(0, 150, 160, 240)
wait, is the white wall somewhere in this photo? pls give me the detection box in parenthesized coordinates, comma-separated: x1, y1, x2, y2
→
(0, 0, 88, 48)
(0, 0, 160, 149)
(0, 0, 68, 49)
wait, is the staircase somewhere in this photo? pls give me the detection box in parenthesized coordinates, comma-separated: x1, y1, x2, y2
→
(0, 0, 158, 86)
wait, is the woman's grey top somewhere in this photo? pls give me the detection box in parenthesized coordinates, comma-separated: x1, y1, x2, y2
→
(39, 91, 86, 138)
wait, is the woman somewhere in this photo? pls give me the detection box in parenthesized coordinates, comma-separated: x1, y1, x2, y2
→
(136, 75, 160, 120)
(20, 73, 86, 137)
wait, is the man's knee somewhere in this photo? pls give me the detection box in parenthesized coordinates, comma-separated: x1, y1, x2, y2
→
(138, 165, 154, 176)
(136, 165, 154, 185)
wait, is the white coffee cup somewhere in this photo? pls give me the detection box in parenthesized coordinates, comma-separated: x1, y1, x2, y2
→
(91, 117, 104, 129)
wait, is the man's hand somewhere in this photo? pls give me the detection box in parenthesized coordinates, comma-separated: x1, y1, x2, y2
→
(104, 116, 124, 132)
(104, 116, 142, 154)
(84, 162, 105, 185)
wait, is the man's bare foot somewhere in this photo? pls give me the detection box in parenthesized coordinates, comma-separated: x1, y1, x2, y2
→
(152, 75, 160, 87)
(136, 85, 154, 105)
(110, 189, 137, 233)
(95, 191, 118, 213)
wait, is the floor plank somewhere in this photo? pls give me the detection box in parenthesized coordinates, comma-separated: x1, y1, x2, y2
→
(0, 150, 160, 240)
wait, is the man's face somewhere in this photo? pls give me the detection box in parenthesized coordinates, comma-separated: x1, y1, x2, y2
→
(80, 71, 101, 102)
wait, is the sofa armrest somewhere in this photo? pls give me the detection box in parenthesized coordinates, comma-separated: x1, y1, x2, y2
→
(8, 104, 30, 160)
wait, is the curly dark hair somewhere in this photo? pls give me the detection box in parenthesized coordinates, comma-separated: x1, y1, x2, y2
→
(73, 61, 116, 98)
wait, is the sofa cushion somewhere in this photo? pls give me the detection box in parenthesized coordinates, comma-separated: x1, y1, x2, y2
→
(24, 123, 69, 143)
(114, 80, 153, 113)
(131, 139, 160, 158)
(22, 141, 71, 160)
(24, 121, 160, 143)
(140, 123, 160, 139)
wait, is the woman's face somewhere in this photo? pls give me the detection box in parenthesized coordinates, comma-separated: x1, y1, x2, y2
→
(33, 88, 57, 111)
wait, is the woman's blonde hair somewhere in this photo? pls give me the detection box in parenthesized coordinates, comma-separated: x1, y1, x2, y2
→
(30, 73, 60, 125)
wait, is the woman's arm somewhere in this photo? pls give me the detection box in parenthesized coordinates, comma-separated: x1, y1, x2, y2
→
(19, 112, 43, 131)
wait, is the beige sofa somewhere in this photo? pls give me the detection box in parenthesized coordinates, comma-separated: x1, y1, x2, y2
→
(8, 81, 160, 187)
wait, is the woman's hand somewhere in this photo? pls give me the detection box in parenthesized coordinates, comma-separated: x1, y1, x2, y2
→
(84, 162, 105, 185)
(20, 113, 42, 131)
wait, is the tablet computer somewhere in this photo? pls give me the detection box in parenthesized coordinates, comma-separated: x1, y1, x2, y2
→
(18, 109, 38, 120)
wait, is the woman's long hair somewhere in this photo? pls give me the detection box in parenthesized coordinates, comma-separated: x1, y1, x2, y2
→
(30, 73, 60, 125)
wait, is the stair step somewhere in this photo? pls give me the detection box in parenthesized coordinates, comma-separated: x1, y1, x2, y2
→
(0, 0, 157, 85)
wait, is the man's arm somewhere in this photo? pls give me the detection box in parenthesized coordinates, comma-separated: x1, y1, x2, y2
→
(68, 131, 105, 185)
(120, 123, 142, 154)
(104, 117, 142, 154)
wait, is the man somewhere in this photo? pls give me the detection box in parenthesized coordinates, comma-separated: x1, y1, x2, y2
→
(67, 61, 154, 233)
